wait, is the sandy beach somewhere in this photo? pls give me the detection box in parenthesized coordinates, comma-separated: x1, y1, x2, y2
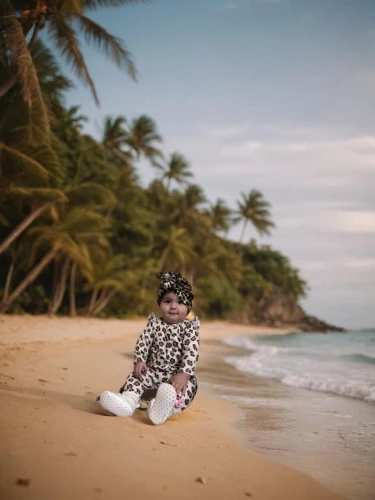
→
(0, 315, 345, 500)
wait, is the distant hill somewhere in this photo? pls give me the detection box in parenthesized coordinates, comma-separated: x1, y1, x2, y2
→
(234, 287, 345, 332)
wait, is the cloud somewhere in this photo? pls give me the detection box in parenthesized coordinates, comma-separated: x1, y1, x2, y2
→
(169, 129, 375, 201)
(219, 135, 375, 163)
(318, 210, 375, 234)
(280, 210, 375, 235)
(196, 123, 248, 139)
(342, 258, 375, 269)
(294, 258, 375, 271)
(293, 260, 331, 271)
(150, 122, 375, 326)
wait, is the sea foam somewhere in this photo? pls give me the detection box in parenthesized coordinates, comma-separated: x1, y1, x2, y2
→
(223, 331, 375, 403)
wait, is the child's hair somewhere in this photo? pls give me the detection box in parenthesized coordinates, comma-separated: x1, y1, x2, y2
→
(157, 272, 194, 313)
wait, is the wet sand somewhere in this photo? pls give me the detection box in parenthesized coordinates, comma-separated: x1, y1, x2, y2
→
(199, 339, 375, 500)
(0, 315, 345, 500)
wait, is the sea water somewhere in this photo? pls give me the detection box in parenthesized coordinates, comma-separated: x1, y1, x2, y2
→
(223, 330, 375, 403)
(200, 330, 375, 500)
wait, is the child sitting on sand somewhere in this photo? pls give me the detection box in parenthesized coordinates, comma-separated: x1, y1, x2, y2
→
(99, 271, 199, 425)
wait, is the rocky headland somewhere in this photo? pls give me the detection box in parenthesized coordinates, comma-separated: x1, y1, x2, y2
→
(235, 287, 345, 332)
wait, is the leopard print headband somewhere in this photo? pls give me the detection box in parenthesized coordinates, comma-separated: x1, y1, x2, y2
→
(157, 272, 194, 313)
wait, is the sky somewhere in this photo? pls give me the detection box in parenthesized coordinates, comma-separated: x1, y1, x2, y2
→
(64, 0, 375, 328)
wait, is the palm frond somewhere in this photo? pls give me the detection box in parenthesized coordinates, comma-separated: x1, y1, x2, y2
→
(1, 143, 49, 182)
(82, 0, 148, 11)
(47, 12, 100, 105)
(32, 39, 74, 108)
(30, 145, 63, 183)
(63, 207, 109, 233)
(0, 4, 34, 101)
(65, 182, 117, 208)
(75, 15, 137, 80)
(89, 278, 123, 292)
(0, 2, 49, 130)
(60, 0, 84, 14)
(6, 186, 67, 203)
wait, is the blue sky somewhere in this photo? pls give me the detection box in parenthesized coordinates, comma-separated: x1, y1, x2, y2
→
(64, 0, 375, 328)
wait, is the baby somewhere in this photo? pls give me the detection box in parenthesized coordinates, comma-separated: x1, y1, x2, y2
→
(99, 272, 199, 425)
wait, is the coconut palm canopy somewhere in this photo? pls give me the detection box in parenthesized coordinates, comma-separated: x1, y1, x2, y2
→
(234, 190, 276, 243)
(1, 0, 143, 105)
(0, 7, 307, 317)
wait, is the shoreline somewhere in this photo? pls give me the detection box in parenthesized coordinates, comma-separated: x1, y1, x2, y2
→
(198, 337, 375, 500)
(0, 315, 344, 500)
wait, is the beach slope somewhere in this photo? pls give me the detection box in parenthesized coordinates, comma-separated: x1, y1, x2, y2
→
(0, 315, 345, 500)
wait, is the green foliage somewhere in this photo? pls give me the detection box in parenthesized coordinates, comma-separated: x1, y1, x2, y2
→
(7, 0, 144, 105)
(0, 34, 308, 319)
(197, 276, 246, 319)
(234, 189, 275, 242)
(243, 241, 308, 298)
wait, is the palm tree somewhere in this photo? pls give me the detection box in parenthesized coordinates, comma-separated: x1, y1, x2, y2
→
(0, 189, 67, 256)
(0, 33, 69, 255)
(234, 190, 275, 243)
(31, 39, 73, 114)
(0, 0, 48, 124)
(124, 115, 163, 163)
(171, 184, 208, 235)
(183, 184, 206, 210)
(102, 116, 127, 156)
(85, 253, 129, 316)
(0, 205, 111, 312)
(158, 152, 193, 191)
(62, 106, 87, 131)
(157, 226, 196, 272)
(146, 179, 169, 212)
(207, 198, 233, 234)
(1, 0, 144, 105)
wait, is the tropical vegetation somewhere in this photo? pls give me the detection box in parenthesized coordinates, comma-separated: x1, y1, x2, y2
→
(0, 2, 307, 319)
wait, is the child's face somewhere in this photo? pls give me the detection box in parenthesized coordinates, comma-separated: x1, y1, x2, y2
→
(159, 292, 188, 324)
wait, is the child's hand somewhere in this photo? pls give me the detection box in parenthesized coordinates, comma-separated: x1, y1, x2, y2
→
(134, 361, 148, 379)
(169, 372, 190, 396)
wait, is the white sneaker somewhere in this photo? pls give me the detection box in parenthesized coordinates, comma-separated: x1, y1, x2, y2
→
(148, 383, 179, 425)
(99, 391, 140, 417)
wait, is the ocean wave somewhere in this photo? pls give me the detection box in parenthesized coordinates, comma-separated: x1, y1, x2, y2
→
(281, 375, 375, 402)
(223, 335, 286, 355)
(339, 353, 375, 365)
(225, 355, 375, 403)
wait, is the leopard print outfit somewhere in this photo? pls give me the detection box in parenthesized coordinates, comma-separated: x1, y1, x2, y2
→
(121, 313, 200, 410)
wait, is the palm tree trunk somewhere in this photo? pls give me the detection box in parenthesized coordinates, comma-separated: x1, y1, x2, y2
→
(69, 261, 77, 317)
(0, 0, 49, 132)
(0, 247, 59, 312)
(90, 288, 107, 314)
(87, 288, 100, 315)
(0, 203, 51, 255)
(50, 258, 59, 304)
(3, 261, 15, 301)
(98, 287, 107, 302)
(92, 290, 117, 316)
(91, 288, 108, 312)
(49, 258, 70, 314)
(49, 259, 63, 313)
(239, 220, 248, 244)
